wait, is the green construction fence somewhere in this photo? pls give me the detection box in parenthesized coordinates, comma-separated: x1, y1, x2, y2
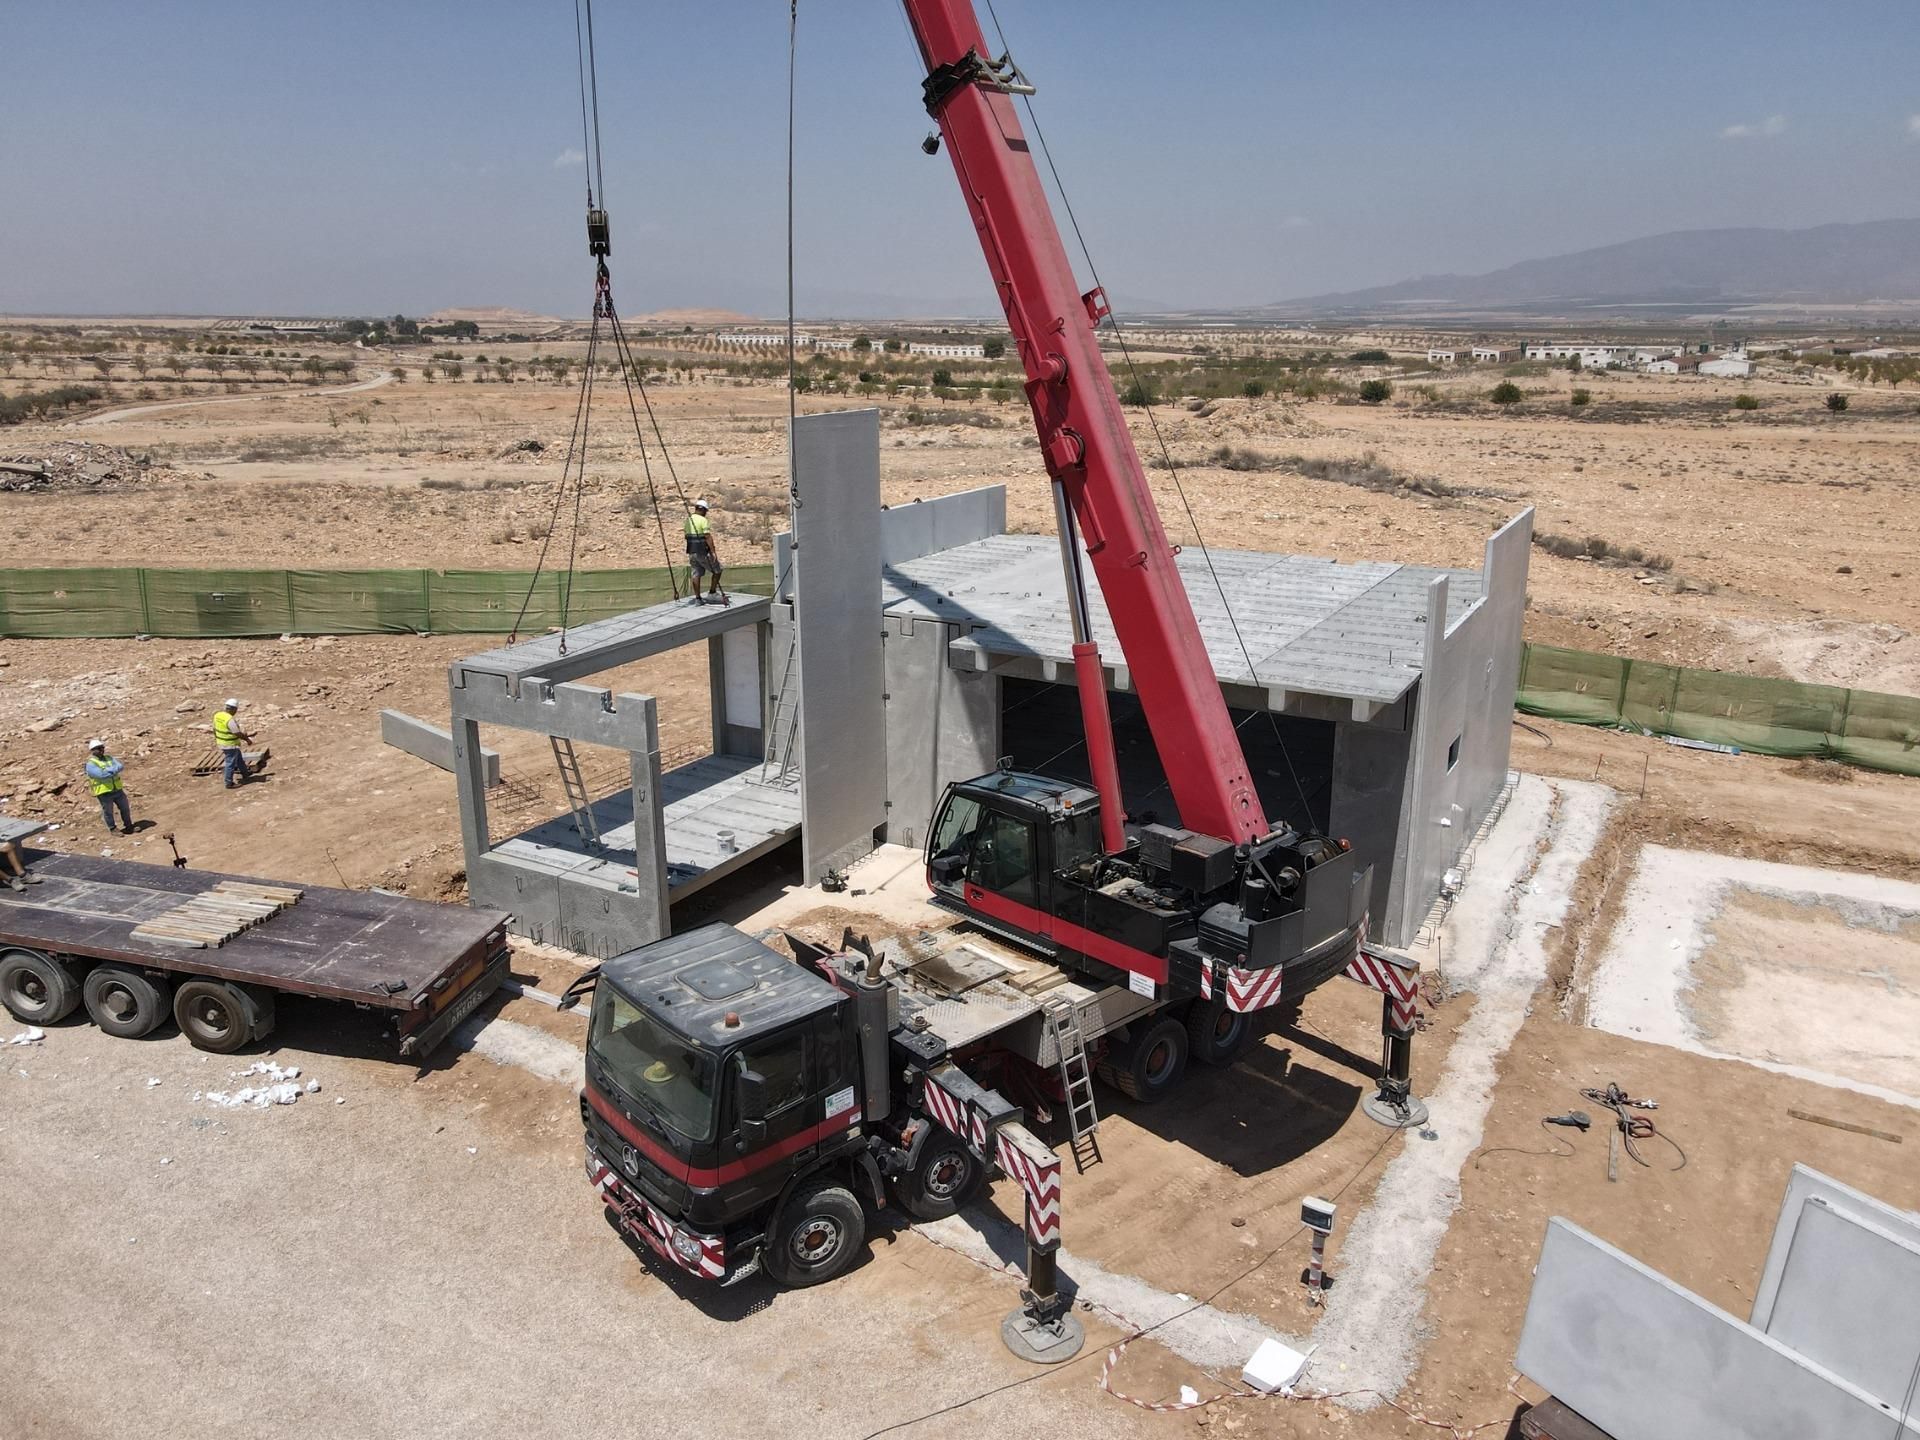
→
(0, 565, 775, 640)
(1517, 642, 1920, 778)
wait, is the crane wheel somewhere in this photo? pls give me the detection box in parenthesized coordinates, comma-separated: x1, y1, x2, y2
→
(764, 1180, 866, 1288)
(1099, 1016, 1188, 1103)
(82, 965, 172, 1039)
(1185, 998, 1253, 1066)
(0, 947, 80, 1026)
(891, 1136, 982, 1221)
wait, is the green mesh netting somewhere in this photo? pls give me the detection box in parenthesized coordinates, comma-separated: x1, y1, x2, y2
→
(0, 565, 773, 640)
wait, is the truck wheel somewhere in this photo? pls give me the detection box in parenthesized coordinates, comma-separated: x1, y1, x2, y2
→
(891, 1135, 982, 1221)
(1100, 1016, 1188, 1103)
(0, 948, 79, 1026)
(82, 966, 172, 1039)
(1186, 998, 1253, 1066)
(173, 979, 268, 1053)
(764, 1181, 866, 1288)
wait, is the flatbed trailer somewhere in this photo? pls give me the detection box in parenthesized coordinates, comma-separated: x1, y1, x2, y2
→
(0, 849, 511, 1057)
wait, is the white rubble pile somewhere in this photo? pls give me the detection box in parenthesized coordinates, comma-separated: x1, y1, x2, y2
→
(194, 1060, 321, 1110)
(5, 1027, 46, 1046)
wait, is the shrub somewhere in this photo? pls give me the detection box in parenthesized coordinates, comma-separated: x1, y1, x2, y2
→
(1490, 381, 1523, 406)
(1570, 388, 1592, 407)
(931, 368, 952, 387)
(1825, 392, 1848, 412)
(1208, 445, 1281, 472)
(1120, 380, 1155, 406)
(982, 338, 1006, 359)
(1348, 349, 1390, 365)
(1358, 379, 1393, 405)
(1242, 380, 1265, 399)
(1732, 393, 1760, 410)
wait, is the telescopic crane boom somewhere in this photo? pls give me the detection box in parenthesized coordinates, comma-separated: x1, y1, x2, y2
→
(902, 0, 1267, 848)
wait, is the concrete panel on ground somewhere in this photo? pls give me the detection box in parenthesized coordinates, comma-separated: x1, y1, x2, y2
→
(1516, 1218, 1918, 1440)
(380, 709, 500, 787)
(792, 409, 886, 881)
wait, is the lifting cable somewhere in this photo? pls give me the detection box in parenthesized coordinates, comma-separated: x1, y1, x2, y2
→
(511, 0, 697, 649)
(979, 0, 1318, 834)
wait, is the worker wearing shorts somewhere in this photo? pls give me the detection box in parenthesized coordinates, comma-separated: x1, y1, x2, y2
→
(684, 500, 729, 607)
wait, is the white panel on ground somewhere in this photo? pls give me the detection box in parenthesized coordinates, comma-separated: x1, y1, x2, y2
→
(792, 409, 886, 881)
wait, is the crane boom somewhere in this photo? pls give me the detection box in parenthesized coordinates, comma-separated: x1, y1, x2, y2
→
(901, 0, 1268, 846)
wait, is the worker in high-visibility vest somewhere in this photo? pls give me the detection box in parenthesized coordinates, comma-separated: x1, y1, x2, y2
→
(683, 499, 729, 608)
(213, 698, 256, 789)
(85, 739, 134, 835)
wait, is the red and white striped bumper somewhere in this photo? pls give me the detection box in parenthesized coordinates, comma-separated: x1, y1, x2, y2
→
(586, 1149, 727, 1281)
(994, 1123, 1062, 1251)
(1198, 957, 1289, 1014)
(1344, 943, 1420, 1033)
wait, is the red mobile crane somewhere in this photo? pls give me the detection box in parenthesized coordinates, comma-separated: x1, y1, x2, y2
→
(577, 0, 1418, 1364)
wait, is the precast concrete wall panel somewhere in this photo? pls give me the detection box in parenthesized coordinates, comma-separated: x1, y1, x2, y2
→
(793, 410, 887, 881)
(882, 615, 1000, 849)
(1516, 1219, 1918, 1440)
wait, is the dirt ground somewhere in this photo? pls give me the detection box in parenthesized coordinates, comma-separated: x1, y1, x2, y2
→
(6, 334, 1920, 1437)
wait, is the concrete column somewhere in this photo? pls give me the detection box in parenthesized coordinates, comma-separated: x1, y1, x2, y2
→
(628, 702, 671, 941)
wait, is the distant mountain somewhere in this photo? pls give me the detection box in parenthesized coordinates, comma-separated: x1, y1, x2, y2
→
(1262, 219, 1920, 315)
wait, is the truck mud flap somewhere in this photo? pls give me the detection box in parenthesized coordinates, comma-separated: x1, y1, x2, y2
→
(401, 948, 510, 1059)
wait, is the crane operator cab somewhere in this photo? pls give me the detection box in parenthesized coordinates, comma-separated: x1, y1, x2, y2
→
(924, 768, 1371, 1010)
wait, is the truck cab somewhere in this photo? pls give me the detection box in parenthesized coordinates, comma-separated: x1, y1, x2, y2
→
(580, 923, 866, 1285)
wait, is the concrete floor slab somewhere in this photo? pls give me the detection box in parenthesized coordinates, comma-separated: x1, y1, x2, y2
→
(1588, 847, 1920, 1110)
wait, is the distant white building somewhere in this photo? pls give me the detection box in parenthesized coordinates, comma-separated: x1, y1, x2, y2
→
(908, 342, 986, 360)
(1851, 347, 1907, 360)
(1525, 343, 1633, 368)
(1427, 346, 1465, 364)
(1472, 345, 1520, 363)
(1698, 353, 1753, 378)
(812, 337, 856, 352)
(718, 332, 796, 350)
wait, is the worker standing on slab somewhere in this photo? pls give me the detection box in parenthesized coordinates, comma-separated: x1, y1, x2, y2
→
(85, 739, 134, 835)
(213, 699, 256, 789)
(684, 500, 729, 607)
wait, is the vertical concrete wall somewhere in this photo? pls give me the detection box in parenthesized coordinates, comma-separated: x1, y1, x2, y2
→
(1391, 509, 1533, 943)
(708, 621, 767, 759)
(1517, 1217, 1920, 1440)
(792, 409, 887, 881)
(1328, 713, 1414, 940)
(881, 614, 1001, 849)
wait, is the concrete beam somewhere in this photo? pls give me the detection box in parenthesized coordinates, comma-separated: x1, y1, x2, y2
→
(381, 709, 500, 788)
(453, 593, 771, 692)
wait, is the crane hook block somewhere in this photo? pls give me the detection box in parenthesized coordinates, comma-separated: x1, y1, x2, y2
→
(587, 208, 611, 258)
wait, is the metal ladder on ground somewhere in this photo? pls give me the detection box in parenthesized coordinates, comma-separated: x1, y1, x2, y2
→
(759, 630, 800, 783)
(550, 737, 602, 848)
(1041, 994, 1101, 1171)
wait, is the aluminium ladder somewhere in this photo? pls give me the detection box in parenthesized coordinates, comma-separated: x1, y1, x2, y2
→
(1041, 994, 1101, 1171)
(550, 737, 602, 848)
(760, 630, 801, 783)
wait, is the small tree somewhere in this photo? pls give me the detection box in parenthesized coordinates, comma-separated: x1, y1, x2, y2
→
(883, 338, 901, 353)
(1358, 379, 1393, 404)
(1570, 388, 1592, 407)
(931, 368, 953, 387)
(1243, 380, 1266, 398)
(1568, 354, 1583, 373)
(983, 338, 1006, 359)
(852, 335, 872, 352)
(1826, 392, 1848, 412)
(1120, 379, 1155, 407)
(1491, 381, 1523, 406)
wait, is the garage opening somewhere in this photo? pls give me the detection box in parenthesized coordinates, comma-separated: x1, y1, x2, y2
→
(998, 678, 1336, 835)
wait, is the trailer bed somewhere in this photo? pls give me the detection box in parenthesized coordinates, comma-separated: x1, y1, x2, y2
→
(0, 850, 510, 1053)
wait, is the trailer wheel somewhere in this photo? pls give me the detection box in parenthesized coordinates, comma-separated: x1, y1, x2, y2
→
(1186, 997, 1253, 1066)
(764, 1181, 866, 1288)
(891, 1135, 982, 1221)
(1099, 1016, 1188, 1103)
(82, 966, 172, 1040)
(0, 948, 80, 1026)
(173, 979, 269, 1054)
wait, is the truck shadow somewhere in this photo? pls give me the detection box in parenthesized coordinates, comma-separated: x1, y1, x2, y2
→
(1094, 1039, 1365, 1177)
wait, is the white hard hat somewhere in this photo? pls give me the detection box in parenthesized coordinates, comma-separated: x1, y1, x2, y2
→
(87, 738, 105, 750)
(694, 498, 710, 510)
(225, 698, 240, 709)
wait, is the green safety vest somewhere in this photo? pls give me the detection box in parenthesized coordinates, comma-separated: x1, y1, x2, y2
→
(87, 755, 123, 796)
(214, 710, 243, 748)
(685, 512, 712, 554)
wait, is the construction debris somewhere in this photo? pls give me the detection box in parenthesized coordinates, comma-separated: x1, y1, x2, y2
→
(0, 441, 183, 493)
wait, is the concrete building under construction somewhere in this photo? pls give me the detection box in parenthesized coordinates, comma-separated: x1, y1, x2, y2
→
(443, 408, 1531, 959)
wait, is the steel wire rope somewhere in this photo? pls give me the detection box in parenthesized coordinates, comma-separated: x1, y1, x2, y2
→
(509, 312, 600, 644)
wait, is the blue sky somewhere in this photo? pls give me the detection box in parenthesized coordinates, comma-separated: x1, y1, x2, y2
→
(2, 2, 1916, 318)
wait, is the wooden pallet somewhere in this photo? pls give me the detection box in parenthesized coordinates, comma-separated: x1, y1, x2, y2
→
(130, 881, 303, 949)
